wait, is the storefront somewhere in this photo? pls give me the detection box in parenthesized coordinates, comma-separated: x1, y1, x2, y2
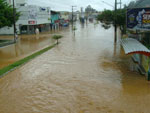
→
(123, 7, 150, 80)
(20, 22, 50, 34)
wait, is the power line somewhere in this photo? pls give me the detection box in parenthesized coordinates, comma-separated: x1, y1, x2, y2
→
(102, 1, 114, 8)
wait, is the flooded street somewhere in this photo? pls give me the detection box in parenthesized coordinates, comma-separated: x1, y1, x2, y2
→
(0, 22, 150, 113)
(0, 30, 64, 69)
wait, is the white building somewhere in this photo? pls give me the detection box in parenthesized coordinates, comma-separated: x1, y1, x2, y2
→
(18, 5, 51, 34)
(0, 0, 51, 34)
(60, 12, 69, 20)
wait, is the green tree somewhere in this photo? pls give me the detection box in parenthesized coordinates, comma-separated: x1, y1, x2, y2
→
(97, 8, 126, 34)
(0, 0, 20, 29)
(115, 9, 126, 34)
(97, 10, 113, 24)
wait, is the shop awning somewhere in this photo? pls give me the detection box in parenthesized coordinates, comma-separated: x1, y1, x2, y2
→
(121, 38, 150, 56)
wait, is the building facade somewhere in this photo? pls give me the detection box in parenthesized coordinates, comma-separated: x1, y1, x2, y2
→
(0, 0, 51, 34)
(18, 5, 51, 34)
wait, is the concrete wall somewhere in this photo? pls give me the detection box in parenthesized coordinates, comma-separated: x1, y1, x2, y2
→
(51, 14, 60, 24)
(0, 26, 20, 35)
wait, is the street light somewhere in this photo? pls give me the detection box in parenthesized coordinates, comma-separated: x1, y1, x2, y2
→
(13, 0, 16, 43)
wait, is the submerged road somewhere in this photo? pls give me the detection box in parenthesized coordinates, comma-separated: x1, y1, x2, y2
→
(0, 22, 150, 113)
(0, 31, 56, 69)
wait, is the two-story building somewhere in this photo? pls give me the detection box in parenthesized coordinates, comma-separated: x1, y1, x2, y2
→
(0, 0, 51, 34)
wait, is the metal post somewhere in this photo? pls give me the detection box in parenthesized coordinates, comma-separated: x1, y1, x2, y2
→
(114, 0, 117, 43)
(13, 0, 16, 42)
(72, 6, 77, 29)
(72, 6, 73, 26)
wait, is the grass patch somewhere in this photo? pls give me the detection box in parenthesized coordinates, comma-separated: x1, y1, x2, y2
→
(0, 43, 56, 77)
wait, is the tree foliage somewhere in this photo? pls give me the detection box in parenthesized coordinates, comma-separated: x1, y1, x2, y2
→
(97, 0, 150, 34)
(97, 8, 126, 34)
(0, 0, 20, 28)
(97, 10, 113, 24)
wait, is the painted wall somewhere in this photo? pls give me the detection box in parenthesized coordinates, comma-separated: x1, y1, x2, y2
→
(51, 14, 60, 24)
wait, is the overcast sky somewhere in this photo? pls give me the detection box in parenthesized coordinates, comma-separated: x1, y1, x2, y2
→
(27, 0, 133, 11)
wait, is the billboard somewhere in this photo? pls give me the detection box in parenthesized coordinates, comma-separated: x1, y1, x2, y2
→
(127, 8, 150, 31)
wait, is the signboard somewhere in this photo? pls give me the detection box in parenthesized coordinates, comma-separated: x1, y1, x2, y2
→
(28, 21, 36, 25)
(127, 8, 150, 31)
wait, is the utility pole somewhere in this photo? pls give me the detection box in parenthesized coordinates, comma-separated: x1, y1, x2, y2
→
(102, 0, 119, 43)
(114, 0, 117, 43)
(72, 6, 76, 28)
(13, 0, 16, 42)
(72, 6, 73, 25)
(120, 0, 122, 9)
(117, 0, 122, 9)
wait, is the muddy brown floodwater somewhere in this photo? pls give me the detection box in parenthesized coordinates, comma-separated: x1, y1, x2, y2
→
(0, 30, 68, 69)
(0, 22, 150, 113)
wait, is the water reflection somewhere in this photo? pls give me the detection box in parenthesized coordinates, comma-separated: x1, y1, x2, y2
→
(101, 40, 150, 95)
(0, 29, 67, 69)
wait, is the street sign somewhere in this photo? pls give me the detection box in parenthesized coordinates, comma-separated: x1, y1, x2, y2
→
(127, 8, 150, 31)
